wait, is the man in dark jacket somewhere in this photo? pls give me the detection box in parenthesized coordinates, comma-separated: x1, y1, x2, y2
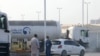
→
(46, 36, 52, 56)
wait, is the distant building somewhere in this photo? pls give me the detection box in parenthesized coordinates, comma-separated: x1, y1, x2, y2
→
(90, 18, 100, 24)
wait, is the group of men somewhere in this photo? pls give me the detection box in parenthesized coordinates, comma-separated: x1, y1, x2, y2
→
(30, 34, 52, 56)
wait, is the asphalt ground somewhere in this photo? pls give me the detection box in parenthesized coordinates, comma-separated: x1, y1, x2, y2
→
(72, 52, 100, 56)
(10, 52, 100, 56)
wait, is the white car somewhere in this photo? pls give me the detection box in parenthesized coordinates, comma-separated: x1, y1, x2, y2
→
(51, 39, 85, 56)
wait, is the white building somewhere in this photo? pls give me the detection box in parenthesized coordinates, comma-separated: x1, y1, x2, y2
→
(62, 24, 100, 52)
(85, 24, 100, 52)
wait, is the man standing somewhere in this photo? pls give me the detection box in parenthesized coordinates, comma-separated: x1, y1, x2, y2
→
(46, 36, 52, 56)
(31, 34, 40, 56)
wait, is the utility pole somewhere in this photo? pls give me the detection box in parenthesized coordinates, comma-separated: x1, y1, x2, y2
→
(57, 8, 62, 24)
(82, 0, 84, 26)
(85, 2, 90, 25)
(36, 11, 41, 20)
(21, 14, 25, 20)
(44, 0, 47, 51)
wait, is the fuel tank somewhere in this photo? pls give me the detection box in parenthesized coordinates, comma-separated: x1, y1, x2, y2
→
(9, 20, 61, 40)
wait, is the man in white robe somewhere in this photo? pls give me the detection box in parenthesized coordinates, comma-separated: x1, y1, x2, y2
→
(31, 34, 40, 56)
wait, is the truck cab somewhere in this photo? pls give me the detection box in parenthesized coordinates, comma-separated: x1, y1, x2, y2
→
(0, 12, 10, 56)
(66, 26, 89, 48)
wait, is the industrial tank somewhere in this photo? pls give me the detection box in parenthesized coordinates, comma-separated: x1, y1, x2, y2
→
(9, 20, 61, 40)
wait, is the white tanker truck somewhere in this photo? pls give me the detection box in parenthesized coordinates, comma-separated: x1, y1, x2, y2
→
(9, 21, 61, 52)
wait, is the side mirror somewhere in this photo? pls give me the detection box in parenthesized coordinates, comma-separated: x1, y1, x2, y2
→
(5, 29, 10, 33)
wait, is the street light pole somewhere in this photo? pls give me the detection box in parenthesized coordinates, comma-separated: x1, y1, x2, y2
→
(43, 0, 47, 53)
(82, 0, 84, 26)
(57, 8, 62, 24)
(21, 14, 25, 20)
(85, 2, 90, 25)
(36, 11, 41, 20)
(87, 3, 89, 25)
(44, 0, 47, 50)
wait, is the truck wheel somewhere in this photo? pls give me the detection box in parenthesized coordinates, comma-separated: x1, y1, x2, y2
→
(79, 50, 85, 56)
(61, 50, 67, 56)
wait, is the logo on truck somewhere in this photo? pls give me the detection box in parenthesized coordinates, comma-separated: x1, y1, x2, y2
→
(23, 27, 31, 35)
(11, 27, 31, 35)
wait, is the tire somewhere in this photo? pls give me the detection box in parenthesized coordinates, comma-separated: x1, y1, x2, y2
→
(67, 55, 71, 56)
(79, 50, 85, 56)
(61, 50, 67, 56)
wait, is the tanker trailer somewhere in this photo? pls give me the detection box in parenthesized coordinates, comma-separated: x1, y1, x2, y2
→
(9, 20, 61, 52)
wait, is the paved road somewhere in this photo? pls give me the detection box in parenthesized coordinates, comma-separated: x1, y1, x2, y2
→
(72, 52, 100, 56)
(10, 52, 100, 56)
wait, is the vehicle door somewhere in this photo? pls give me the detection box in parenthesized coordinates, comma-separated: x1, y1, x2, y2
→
(64, 41, 73, 54)
(70, 41, 81, 54)
(51, 40, 61, 53)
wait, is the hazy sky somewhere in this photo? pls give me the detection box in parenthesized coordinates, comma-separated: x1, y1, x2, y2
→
(0, 0, 100, 24)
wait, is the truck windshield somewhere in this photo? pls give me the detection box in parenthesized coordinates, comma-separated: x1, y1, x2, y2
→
(0, 16, 7, 29)
(81, 30, 88, 37)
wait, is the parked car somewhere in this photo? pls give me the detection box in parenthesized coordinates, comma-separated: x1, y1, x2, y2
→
(51, 39, 85, 56)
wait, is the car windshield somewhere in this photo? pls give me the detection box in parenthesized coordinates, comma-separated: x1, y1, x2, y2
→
(52, 41, 61, 45)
